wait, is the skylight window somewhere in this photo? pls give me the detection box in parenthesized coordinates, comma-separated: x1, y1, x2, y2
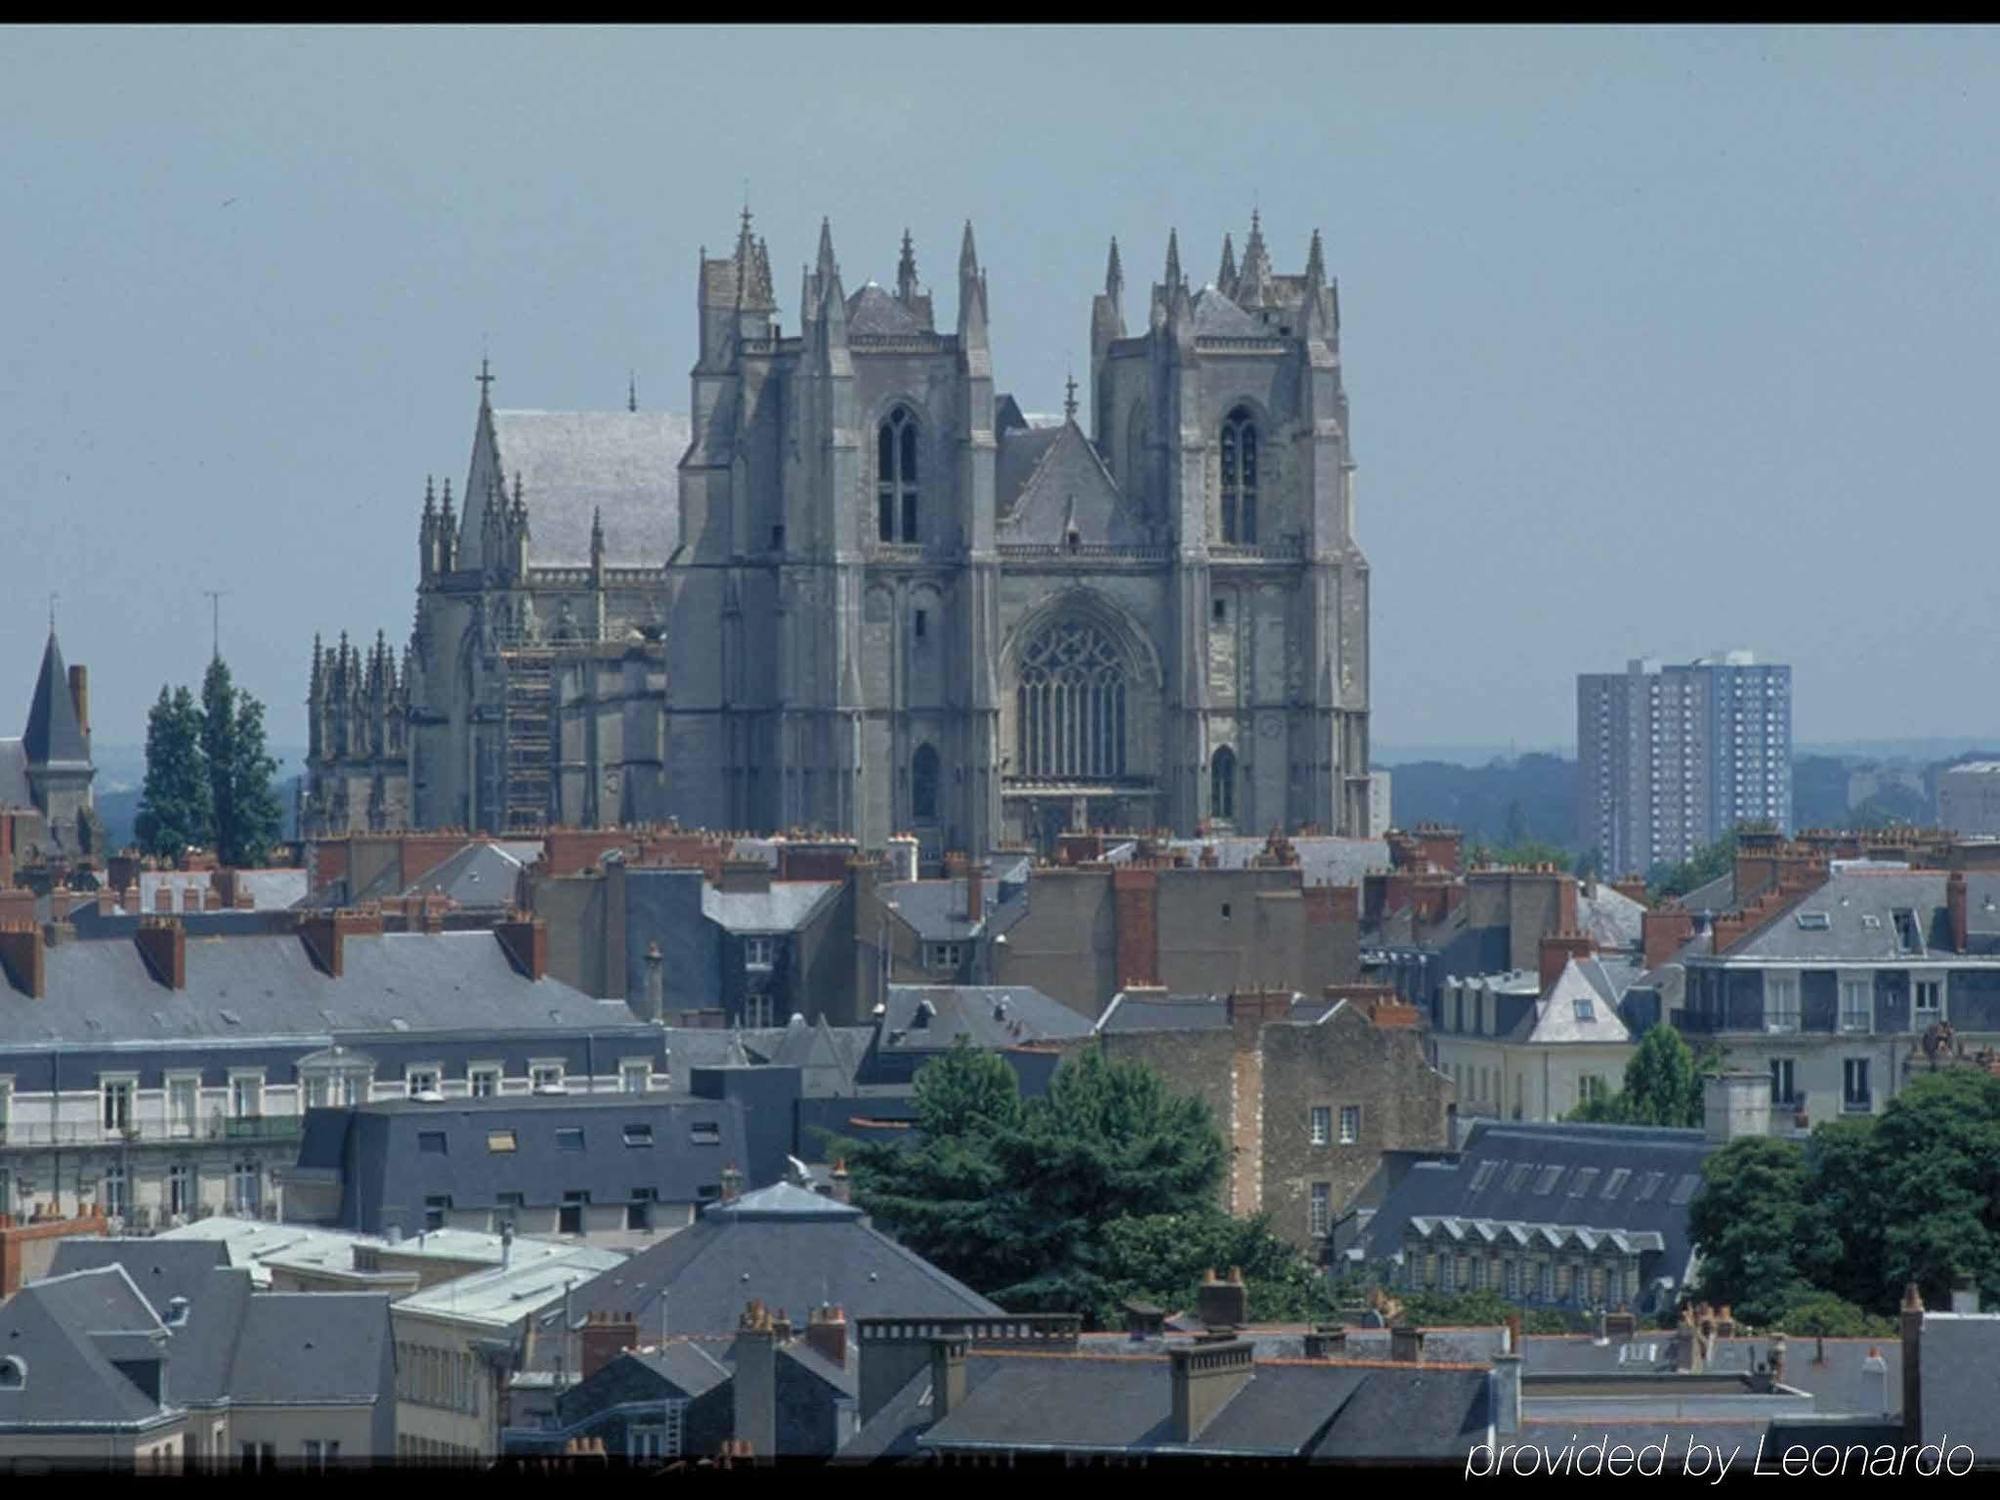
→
(1569, 1167, 1600, 1197)
(1795, 912, 1831, 931)
(1601, 1168, 1632, 1199)
(1504, 1164, 1535, 1194)
(1573, 999, 1595, 1021)
(1469, 1161, 1499, 1193)
(1533, 1166, 1566, 1196)
(1668, 1173, 1701, 1205)
(1634, 1171, 1665, 1203)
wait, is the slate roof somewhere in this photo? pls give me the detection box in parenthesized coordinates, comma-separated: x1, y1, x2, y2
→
(1163, 836, 1392, 887)
(485, 409, 691, 567)
(1095, 991, 1331, 1034)
(701, 880, 840, 934)
(856, 1350, 1488, 1460)
(1916, 1313, 2000, 1455)
(880, 874, 1031, 943)
(879, 985, 1093, 1051)
(846, 283, 926, 337)
(1510, 960, 1636, 1045)
(1189, 286, 1266, 338)
(0, 1266, 168, 1428)
(626, 1340, 733, 1398)
(1680, 871, 1736, 915)
(228, 1293, 391, 1405)
(1580, 884, 1647, 952)
(21, 630, 88, 767)
(994, 421, 1144, 546)
(1357, 1119, 1714, 1292)
(0, 929, 634, 1050)
(1710, 870, 1959, 962)
(553, 1183, 999, 1339)
(995, 425, 1065, 513)
(391, 841, 531, 905)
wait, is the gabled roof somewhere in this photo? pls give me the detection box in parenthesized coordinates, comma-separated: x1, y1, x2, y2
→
(0, 1266, 168, 1429)
(476, 409, 691, 567)
(558, 1187, 999, 1337)
(846, 282, 926, 337)
(21, 630, 88, 768)
(995, 421, 1145, 546)
(1189, 285, 1266, 338)
(701, 880, 840, 934)
(1511, 959, 1635, 1045)
(1095, 992, 1330, 1035)
(1708, 869, 1956, 963)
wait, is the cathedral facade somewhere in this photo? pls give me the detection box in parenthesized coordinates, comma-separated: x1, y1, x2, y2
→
(304, 212, 1374, 857)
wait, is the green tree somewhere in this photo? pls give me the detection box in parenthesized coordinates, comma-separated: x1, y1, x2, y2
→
(134, 685, 212, 861)
(1100, 1209, 1333, 1326)
(1777, 1293, 1894, 1339)
(199, 658, 283, 868)
(1648, 831, 1740, 903)
(1687, 1136, 1832, 1325)
(1797, 1118, 1885, 1308)
(1567, 1024, 1715, 1128)
(225, 688, 284, 867)
(1849, 1071, 2000, 1310)
(200, 657, 237, 865)
(839, 1043, 1255, 1324)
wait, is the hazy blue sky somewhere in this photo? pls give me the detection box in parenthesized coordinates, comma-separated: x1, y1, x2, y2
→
(4, 25, 1997, 758)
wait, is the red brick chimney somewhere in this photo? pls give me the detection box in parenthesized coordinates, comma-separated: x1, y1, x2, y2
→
(965, 863, 984, 924)
(579, 1310, 638, 1382)
(0, 920, 44, 999)
(1642, 907, 1697, 971)
(805, 1304, 848, 1369)
(495, 915, 549, 981)
(1539, 931, 1594, 993)
(134, 918, 186, 990)
(1613, 874, 1649, 906)
(298, 907, 385, 979)
(829, 1159, 851, 1206)
(1948, 871, 1969, 955)
(1112, 866, 1161, 988)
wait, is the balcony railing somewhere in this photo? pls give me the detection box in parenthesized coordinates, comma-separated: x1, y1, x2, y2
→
(0, 1115, 304, 1149)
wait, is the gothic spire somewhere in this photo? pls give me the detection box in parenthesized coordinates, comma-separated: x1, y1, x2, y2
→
(958, 220, 980, 283)
(816, 217, 839, 283)
(896, 227, 919, 303)
(1304, 227, 1326, 288)
(1105, 236, 1124, 301)
(750, 236, 774, 308)
(1064, 372, 1078, 424)
(1239, 209, 1273, 303)
(476, 355, 495, 410)
(590, 505, 605, 562)
(628, 371, 638, 413)
(22, 625, 86, 767)
(422, 474, 436, 519)
(310, 633, 324, 699)
(1164, 228, 1183, 291)
(1218, 232, 1237, 293)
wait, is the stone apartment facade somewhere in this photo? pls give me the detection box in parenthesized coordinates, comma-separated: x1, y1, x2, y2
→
(305, 213, 1376, 854)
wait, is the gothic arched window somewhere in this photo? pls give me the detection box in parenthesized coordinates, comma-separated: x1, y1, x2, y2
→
(1219, 407, 1258, 545)
(1210, 745, 1237, 822)
(1016, 620, 1128, 780)
(912, 743, 940, 822)
(877, 407, 919, 544)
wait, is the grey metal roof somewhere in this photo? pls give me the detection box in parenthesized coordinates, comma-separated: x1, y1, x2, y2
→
(21, 630, 88, 768)
(701, 881, 840, 934)
(706, 1182, 861, 1221)
(880, 985, 1093, 1052)
(1189, 286, 1265, 338)
(1679, 871, 1736, 914)
(1359, 1119, 1715, 1293)
(227, 1293, 392, 1405)
(487, 409, 690, 567)
(628, 1340, 733, 1399)
(1505, 960, 1635, 1045)
(392, 841, 530, 905)
(0, 929, 631, 1050)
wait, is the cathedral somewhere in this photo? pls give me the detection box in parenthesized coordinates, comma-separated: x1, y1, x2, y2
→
(303, 211, 1374, 857)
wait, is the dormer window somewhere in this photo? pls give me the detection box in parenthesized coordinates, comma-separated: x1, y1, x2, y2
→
(1219, 407, 1258, 544)
(877, 407, 919, 544)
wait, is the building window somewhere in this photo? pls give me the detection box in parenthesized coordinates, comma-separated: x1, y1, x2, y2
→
(1766, 974, 1800, 1032)
(877, 406, 919, 544)
(423, 1195, 450, 1231)
(1338, 1105, 1360, 1145)
(167, 1164, 194, 1219)
(690, 1120, 723, 1146)
(1537, 1262, 1554, 1302)
(1840, 978, 1872, 1034)
(1504, 1258, 1522, 1299)
(167, 1075, 198, 1136)
(230, 1073, 263, 1121)
(555, 1128, 585, 1152)
(928, 942, 963, 972)
(1580, 1075, 1608, 1106)
(559, 1191, 587, 1236)
(1309, 1106, 1331, 1145)
(1209, 745, 1236, 823)
(103, 1165, 127, 1220)
(231, 1160, 260, 1216)
(1770, 1058, 1796, 1106)
(470, 1066, 501, 1098)
(240, 1443, 276, 1472)
(1305, 1181, 1330, 1237)
(1892, 910, 1923, 954)
(488, 1129, 518, 1153)
(418, 1131, 448, 1156)
(911, 743, 940, 822)
(623, 1123, 654, 1147)
(407, 1067, 441, 1098)
(1219, 407, 1258, 544)
(621, 1061, 651, 1094)
(531, 1064, 565, 1093)
(741, 993, 774, 1028)
(1916, 980, 1942, 1020)
(626, 1188, 654, 1231)
(1843, 1058, 1872, 1112)
(743, 936, 776, 971)
(101, 1078, 135, 1135)
(913, 607, 928, 641)
(1015, 619, 1128, 780)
